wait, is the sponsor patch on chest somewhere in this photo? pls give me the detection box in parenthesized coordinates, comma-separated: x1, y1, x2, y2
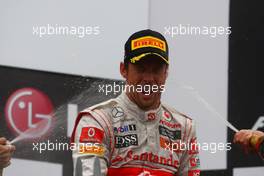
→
(113, 124, 137, 134)
(115, 134, 138, 148)
(159, 126, 181, 140)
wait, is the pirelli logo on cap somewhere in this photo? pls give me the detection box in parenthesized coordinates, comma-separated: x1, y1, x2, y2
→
(131, 36, 166, 52)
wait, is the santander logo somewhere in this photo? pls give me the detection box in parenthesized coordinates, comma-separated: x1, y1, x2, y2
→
(5, 87, 54, 139)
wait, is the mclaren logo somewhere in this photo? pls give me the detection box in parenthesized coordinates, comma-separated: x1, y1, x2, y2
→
(111, 106, 125, 118)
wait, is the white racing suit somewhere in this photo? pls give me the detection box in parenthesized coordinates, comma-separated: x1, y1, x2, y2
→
(71, 92, 200, 176)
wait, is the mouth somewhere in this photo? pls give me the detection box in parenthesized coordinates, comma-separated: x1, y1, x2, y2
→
(135, 84, 157, 99)
(139, 90, 154, 99)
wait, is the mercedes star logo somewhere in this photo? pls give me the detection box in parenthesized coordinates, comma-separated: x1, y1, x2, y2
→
(112, 106, 125, 118)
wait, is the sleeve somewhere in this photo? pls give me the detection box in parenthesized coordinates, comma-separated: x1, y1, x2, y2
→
(178, 119, 200, 176)
(72, 113, 111, 176)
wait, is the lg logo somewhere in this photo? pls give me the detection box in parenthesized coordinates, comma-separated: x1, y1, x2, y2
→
(5, 87, 54, 139)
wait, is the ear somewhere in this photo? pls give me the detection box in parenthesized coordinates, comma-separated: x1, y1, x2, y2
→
(165, 65, 169, 79)
(120, 62, 128, 79)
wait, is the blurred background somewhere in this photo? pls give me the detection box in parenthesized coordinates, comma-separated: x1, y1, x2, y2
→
(0, 0, 263, 175)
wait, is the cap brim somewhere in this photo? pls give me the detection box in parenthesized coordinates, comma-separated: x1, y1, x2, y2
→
(130, 52, 169, 64)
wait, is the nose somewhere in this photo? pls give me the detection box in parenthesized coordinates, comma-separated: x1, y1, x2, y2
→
(142, 70, 155, 83)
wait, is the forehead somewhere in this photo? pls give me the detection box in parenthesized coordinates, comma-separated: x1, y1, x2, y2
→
(132, 55, 167, 67)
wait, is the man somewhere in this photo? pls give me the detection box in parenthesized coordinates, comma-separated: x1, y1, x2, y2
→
(71, 29, 200, 176)
(234, 130, 264, 159)
(0, 137, 15, 171)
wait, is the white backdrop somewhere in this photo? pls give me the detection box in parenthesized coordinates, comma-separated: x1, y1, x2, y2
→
(150, 0, 229, 170)
(0, 0, 148, 79)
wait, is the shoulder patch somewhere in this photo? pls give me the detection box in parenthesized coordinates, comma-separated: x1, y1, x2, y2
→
(81, 98, 117, 112)
(162, 103, 193, 121)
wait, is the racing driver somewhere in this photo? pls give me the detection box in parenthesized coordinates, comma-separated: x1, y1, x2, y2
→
(71, 29, 200, 176)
